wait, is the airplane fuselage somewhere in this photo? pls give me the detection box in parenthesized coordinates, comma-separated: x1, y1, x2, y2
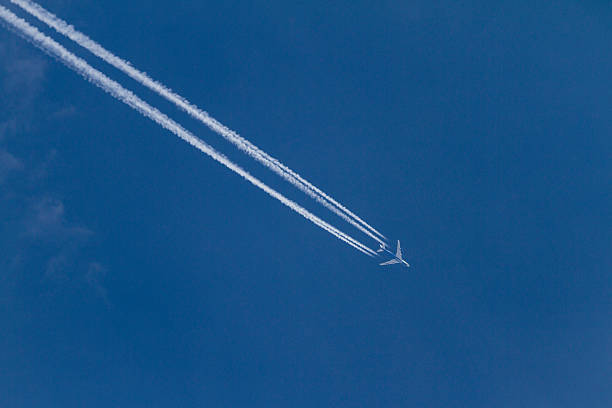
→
(378, 240, 410, 268)
(380, 247, 410, 267)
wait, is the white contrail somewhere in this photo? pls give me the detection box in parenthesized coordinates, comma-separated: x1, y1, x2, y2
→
(0, 5, 377, 257)
(10, 0, 387, 245)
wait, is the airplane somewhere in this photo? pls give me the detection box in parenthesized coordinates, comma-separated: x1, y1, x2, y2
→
(377, 240, 410, 268)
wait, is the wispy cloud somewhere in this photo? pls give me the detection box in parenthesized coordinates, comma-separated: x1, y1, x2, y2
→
(0, 148, 23, 183)
(0, 32, 107, 304)
(0, 36, 46, 110)
(0, 5, 376, 256)
(22, 197, 92, 241)
(3, 54, 46, 89)
(11, 0, 387, 245)
(1, 193, 108, 304)
(1, 194, 108, 303)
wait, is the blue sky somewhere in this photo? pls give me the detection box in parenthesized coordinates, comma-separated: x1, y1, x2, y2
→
(1, 0, 611, 406)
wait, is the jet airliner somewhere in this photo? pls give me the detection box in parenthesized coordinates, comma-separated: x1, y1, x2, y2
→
(377, 240, 410, 268)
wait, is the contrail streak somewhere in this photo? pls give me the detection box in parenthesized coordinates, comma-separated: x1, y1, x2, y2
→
(0, 5, 377, 257)
(10, 0, 387, 245)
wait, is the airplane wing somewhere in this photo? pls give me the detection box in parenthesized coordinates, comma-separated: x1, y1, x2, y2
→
(396, 240, 402, 259)
(380, 259, 400, 266)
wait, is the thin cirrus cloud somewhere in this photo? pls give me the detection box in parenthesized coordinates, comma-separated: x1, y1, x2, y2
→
(0, 5, 378, 256)
(21, 197, 92, 241)
(0, 30, 106, 301)
(9, 0, 387, 247)
(1, 47, 46, 109)
(0, 148, 23, 183)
